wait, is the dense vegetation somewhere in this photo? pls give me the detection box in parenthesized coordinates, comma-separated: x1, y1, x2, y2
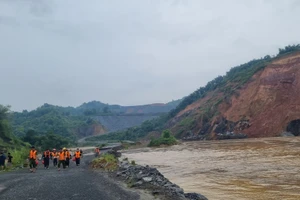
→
(22, 129, 71, 150)
(0, 105, 26, 149)
(148, 130, 177, 147)
(87, 44, 300, 142)
(12, 100, 180, 140)
(12, 103, 98, 139)
(0, 105, 29, 167)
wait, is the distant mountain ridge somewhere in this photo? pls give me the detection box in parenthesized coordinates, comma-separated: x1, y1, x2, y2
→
(12, 99, 182, 139)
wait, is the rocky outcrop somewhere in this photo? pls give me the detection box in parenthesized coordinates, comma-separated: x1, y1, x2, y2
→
(215, 132, 247, 140)
(76, 123, 107, 137)
(117, 161, 208, 200)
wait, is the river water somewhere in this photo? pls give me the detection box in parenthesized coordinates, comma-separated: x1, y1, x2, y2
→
(122, 137, 300, 200)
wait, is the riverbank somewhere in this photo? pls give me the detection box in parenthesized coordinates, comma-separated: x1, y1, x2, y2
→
(115, 160, 208, 200)
(92, 148, 208, 200)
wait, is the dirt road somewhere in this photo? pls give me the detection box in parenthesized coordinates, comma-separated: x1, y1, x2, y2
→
(0, 155, 142, 200)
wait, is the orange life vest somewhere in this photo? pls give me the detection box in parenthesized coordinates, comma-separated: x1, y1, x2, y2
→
(52, 152, 58, 158)
(29, 150, 37, 159)
(44, 151, 50, 157)
(75, 151, 81, 158)
(59, 152, 65, 161)
(65, 151, 70, 158)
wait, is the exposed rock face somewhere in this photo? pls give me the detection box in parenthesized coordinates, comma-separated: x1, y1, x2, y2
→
(223, 53, 300, 137)
(94, 115, 158, 132)
(117, 161, 208, 200)
(170, 52, 300, 139)
(76, 123, 106, 137)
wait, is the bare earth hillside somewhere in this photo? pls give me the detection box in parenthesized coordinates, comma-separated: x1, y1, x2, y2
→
(169, 52, 300, 139)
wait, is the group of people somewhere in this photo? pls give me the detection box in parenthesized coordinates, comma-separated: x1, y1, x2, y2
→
(0, 152, 13, 170)
(29, 146, 83, 172)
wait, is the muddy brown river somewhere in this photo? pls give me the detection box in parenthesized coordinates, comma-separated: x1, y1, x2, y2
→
(122, 137, 300, 200)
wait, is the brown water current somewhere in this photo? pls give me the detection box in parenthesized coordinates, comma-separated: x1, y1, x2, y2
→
(122, 137, 300, 200)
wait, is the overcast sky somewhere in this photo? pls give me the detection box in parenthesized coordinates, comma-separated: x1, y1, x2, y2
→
(1, 0, 300, 111)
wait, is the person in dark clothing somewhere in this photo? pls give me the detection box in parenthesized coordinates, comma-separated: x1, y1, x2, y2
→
(43, 149, 51, 169)
(0, 152, 6, 170)
(65, 149, 71, 168)
(58, 148, 66, 171)
(74, 148, 81, 166)
(51, 149, 58, 167)
(7, 153, 13, 167)
(29, 146, 37, 173)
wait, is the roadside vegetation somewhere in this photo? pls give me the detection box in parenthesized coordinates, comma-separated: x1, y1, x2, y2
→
(0, 105, 29, 169)
(91, 153, 118, 171)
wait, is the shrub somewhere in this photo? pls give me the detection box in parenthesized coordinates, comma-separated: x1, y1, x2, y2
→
(148, 129, 178, 147)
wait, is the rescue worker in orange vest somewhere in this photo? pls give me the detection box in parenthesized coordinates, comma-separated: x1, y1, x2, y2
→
(74, 148, 81, 166)
(94, 147, 100, 157)
(64, 148, 71, 168)
(51, 149, 58, 167)
(58, 148, 66, 171)
(29, 146, 37, 173)
(42, 149, 51, 169)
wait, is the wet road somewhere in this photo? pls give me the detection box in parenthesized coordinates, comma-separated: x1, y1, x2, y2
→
(0, 155, 139, 200)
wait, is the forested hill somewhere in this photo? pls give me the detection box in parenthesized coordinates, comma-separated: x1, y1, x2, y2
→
(12, 100, 181, 139)
(88, 44, 300, 142)
(0, 105, 28, 150)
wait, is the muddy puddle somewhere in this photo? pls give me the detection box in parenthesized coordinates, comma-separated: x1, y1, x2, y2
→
(122, 137, 300, 200)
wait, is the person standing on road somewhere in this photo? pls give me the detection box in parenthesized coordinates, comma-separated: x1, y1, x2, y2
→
(7, 152, 13, 167)
(29, 146, 37, 173)
(58, 148, 66, 171)
(0, 152, 6, 170)
(74, 148, 81, 166)
(94, 147, 100, 157)
(64, 148, 71, 168)
(51, 149, 58, 167)
(43, 149, 51, 169)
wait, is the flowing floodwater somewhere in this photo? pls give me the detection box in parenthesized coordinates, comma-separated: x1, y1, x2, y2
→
(122, 137, 300, 200)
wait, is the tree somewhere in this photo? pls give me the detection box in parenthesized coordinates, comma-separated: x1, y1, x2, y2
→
(102, 106, 110, 114)
(0, 105, 10, 121)
(22, 129, 38, 145)
(162, 129, 171, 138)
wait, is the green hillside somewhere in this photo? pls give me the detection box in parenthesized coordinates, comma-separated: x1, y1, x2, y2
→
(12, 103, 102, 139)
(11, 99, 181, 140)
(0, 105, 28, 154)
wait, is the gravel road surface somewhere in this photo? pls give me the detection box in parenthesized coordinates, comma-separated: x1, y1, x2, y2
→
(0, 155, 141, 200)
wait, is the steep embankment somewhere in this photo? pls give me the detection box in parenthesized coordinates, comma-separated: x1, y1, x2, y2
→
(169, 50, 300, 139)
